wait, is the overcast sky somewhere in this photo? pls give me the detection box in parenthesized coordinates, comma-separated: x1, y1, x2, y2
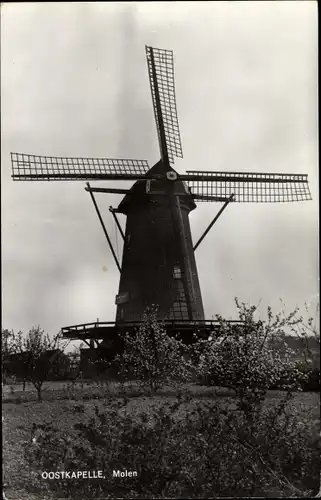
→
(1, 1, 318, 341)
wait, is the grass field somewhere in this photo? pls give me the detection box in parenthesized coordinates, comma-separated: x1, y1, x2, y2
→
(2, 381, 320, 499)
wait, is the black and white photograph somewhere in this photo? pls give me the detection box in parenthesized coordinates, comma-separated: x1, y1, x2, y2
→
(1, 1, 319, 499)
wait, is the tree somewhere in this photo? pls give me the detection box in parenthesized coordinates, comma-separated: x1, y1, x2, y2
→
(2, 328, 27, 388)
(193, 298, 308, 419)
(285, 298, 320, 369)
(2, 328, 14, 384)
(67, 345, 83, 386)
(283, 298, 320, 391)
(2, 328, 16, 359)
(113, 306, 191, 393)
(16, 326, 69, 401)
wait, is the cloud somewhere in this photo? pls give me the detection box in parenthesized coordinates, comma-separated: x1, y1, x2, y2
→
(1, 2, 318, 337)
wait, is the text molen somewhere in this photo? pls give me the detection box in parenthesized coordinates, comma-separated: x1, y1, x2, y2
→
(113, 470, 137, 478)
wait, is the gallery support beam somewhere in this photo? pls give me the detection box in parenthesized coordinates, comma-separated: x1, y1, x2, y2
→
(193, 194, 235, 251)
(86, 182, 121, 272)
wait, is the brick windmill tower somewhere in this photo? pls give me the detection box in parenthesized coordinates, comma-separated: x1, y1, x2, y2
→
(11, 46, 312, 355)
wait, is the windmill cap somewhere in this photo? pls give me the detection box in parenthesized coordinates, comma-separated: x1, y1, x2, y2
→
(117, 160, 196, 214)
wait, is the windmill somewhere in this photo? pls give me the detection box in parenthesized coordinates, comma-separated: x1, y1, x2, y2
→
(11, 46, 312, 352)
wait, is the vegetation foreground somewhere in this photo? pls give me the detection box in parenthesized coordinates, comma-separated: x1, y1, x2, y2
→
(2, 300, 320, 498)
(3, 382, 320, 499)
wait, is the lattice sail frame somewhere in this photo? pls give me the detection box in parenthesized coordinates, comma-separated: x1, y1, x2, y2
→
(187, 170, 312, 203)
(146, 46, 183, 164)
(11, 153, 150, 180)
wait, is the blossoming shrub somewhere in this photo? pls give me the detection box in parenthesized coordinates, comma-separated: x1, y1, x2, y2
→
(23, 300, 319, 498)
(26, 392, 320, 498)
(112, 306, 192, 393)
(269, 365, 320, 392)
(193, 300, 310, 415)
(302, 368, 320, 391)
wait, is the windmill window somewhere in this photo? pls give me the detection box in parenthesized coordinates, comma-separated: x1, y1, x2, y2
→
(169, 301, 189, 320)
(146, 179, 167, 194)
(173, 265, 182, 279)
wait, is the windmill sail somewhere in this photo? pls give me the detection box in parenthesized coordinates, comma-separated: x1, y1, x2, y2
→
(9, 43, 313, 343)
(146, 46, 183, 164)
(186, 170, 312, 202)
(11, 153, 150, 181)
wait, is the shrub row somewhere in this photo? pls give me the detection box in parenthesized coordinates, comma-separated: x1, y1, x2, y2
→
(200, 367, 320, 392)
(26, 394, 320, 499)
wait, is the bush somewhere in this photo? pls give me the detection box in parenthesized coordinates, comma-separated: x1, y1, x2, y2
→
(201, 362, 320, 393)
(192, 300, 311, 418)
(303, 368, 320, 391)
(269, 366, 320, 392)
(112, 306, 192, 393)
(26, 392, 320, 498)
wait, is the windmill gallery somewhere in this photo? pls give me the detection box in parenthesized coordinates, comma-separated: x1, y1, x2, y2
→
(11, 46, 312, 361)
